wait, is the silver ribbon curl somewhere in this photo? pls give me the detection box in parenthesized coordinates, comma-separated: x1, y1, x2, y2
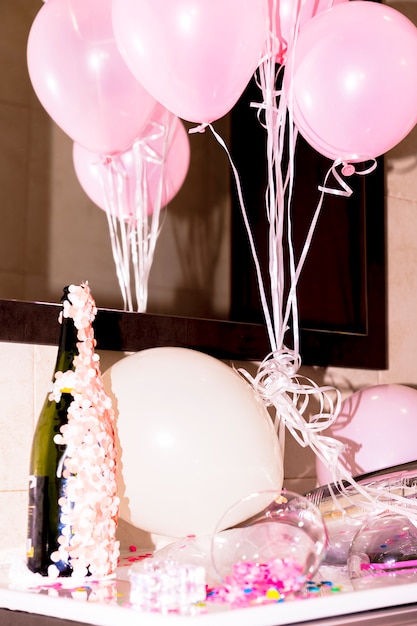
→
(238, 348, 342, 455)
(206, 1, 417, 529)
(239, 351, 417, 525)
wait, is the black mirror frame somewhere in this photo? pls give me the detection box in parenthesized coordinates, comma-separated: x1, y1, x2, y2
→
(0, 299, 271, 361)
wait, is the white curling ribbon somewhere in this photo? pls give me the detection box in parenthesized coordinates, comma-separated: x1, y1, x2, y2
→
(318, 158, 378, 198)
(208, 123, 277, 351)
(244, 353, 417, 522)
(317, 160, 354, 198)
(209, 4, 416, 524)
(188, 122, 209, 134)
(101, 117, 169, 172)
(250, 85, 284, 128)
(130, 118, 169, 312)
(95, 114, 172, 312)
(205, 26, 341, 478)
(130, 141, 148, 311)
(135, 121, 167, 165)
(99, 157, 132, 311)
(238, 349, 342, 451)
(246, 14, 354, 487)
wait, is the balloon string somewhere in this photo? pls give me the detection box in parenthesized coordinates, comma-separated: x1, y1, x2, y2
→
(131, 113, 171, 311)
(281, 167, 328, 338)
(207, 123, 277, 352)
(115, 158, 134, 311)
(254, 55, 305, 357)
(318, 158, 377, 197)
(192, 1, 398, 523)
(242, 350, 417, 524)
(286, 157, 378, 323)
(238, 349, 342, 442)
(210, 0, 417, 524)
(256, 64, 286, 350)
(254, 38, 412, 519)
(265, 68, 298, 351)
(228, 4, 347, 487)
(209, 53, 412, 523)
(130, 141, 146, 311)
(206, 38, 343, 462)
(252, 15, 354, 499)
(130, 112, 172, 311)
(208, 111, 344, 467)
(99, 159, 132, 311)
(95, 117, 170, 312)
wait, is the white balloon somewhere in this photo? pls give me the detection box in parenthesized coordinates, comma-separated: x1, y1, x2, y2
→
(103, 347, 283, 537)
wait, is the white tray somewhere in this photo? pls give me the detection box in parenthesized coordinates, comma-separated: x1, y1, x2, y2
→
(1, 558, 417, 626)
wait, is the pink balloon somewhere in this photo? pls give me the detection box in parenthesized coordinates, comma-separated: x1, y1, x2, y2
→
(27, 0, 156, 154)
(284, 1, 417, 162)
(316, 384, 417, 485)
(112, 0, 268, 124)
(73, 111, 190, 216)
(271, 0, 347, 63)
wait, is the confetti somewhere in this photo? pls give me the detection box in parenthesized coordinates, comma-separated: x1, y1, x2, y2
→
(206, 557, 306, 607)
(50, 283, 120, 579)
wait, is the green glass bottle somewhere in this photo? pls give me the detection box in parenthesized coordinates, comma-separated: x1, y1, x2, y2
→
(26, 287, 77, 576)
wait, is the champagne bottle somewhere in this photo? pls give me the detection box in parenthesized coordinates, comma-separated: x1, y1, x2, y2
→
(27, 283, 120, 579)
(26, 286, 77, 576)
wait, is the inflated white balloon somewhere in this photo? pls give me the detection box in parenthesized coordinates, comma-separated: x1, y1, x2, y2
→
(103, 347, 283, 537)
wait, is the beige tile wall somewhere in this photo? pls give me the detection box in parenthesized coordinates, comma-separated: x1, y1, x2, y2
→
(2, 0, 417, 558)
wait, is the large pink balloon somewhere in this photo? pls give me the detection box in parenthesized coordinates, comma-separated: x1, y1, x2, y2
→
(316, 384, 417, 485)
(272, 0, 347, 63)
(73, 111, 190, 216)
(284, 1, 417, 162)
(112, 0, 268, 124)
(27, 0, 156, 154)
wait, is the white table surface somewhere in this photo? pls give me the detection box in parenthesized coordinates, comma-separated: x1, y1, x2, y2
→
(1, 554, 417, 626)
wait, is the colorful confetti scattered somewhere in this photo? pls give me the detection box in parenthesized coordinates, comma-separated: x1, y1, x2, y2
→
(22, 554, 343, 616)
(206, 557, 306, 608)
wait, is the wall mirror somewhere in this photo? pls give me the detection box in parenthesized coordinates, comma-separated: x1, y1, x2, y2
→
(1, 1, 233, 320)
(0, 1, 387, 368)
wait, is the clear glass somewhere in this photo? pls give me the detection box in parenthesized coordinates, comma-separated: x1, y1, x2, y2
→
(210, 489, 328, 590)
(129, 559, 206, 615)
(348, 512, 417, 590)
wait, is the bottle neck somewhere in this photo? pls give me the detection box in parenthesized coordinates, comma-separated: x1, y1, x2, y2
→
(55, 314, 78, 374)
